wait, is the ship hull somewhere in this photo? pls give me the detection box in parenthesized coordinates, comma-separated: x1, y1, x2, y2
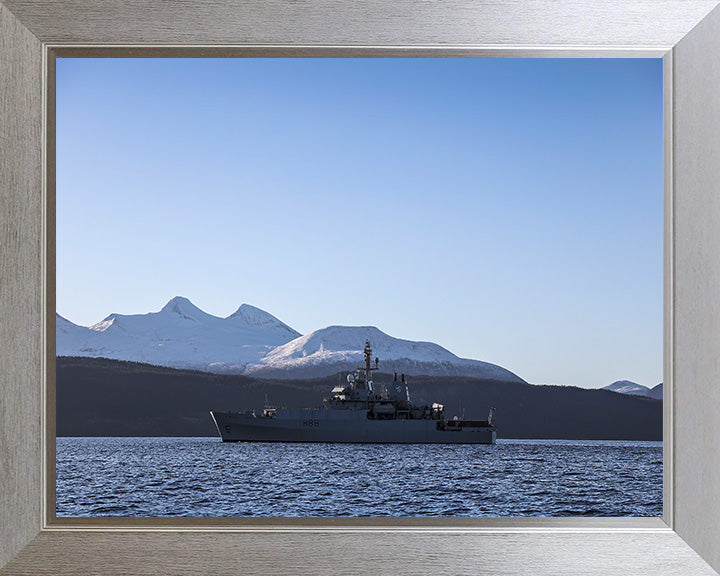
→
(211, 410, 496, 444)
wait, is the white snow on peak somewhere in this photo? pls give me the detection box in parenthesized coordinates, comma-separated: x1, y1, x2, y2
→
(261, 326, 391, 362)
(227, 304, 300, 338)
(259, 325, 455, 363)
(602, 380, 663, 400)
(602, 380, 651, 396)
(160, 296, 215, 322)
(89, 317, 117, 332)
(247, 325, 525, 382)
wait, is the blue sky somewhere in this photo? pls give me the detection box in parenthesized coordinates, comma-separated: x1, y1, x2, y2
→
(56, 58, 663, 389)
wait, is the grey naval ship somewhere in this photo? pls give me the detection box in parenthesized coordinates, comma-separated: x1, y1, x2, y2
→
(211, 341, 496, 444)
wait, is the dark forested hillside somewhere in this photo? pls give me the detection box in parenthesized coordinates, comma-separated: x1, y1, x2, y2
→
(56, 357, 662, 440)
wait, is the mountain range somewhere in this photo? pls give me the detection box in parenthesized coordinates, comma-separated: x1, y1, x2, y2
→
(57, 297, 525, 383)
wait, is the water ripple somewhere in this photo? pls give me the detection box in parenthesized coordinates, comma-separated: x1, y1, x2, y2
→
(56, 438, 662, 517)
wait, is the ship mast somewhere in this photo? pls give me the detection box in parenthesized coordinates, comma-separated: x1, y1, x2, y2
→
(352, 339, 379, 400)
(364, 340, 372, 380)
(363, 340, 379, 380)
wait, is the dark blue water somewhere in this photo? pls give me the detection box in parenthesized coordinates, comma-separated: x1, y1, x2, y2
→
(56, 438, 662, 517)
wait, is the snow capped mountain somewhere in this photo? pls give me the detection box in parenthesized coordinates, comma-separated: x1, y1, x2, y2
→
(602, 380, 650, 396)
(602, 380, 662, 399)
(57, 297, 300, 373)
(57, 313, 90, 337)
(227, 303, 300, 339)
(238, 325, 523, 381)
(56, 297, 524, 382)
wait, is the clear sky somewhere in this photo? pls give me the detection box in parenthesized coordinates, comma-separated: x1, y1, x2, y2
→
(56, 58, 663, 389)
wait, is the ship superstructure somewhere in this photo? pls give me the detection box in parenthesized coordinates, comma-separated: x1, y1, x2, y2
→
(211, 341, 496, 444)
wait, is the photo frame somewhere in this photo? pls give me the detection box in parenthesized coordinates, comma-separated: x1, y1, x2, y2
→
(2, 1, 720, 574)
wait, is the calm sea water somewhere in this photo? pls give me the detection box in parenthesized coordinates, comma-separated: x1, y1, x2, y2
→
(56, 438, 662, 517)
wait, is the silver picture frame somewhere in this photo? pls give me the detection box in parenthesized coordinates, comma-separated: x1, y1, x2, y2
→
(2, 1, 720, 574)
